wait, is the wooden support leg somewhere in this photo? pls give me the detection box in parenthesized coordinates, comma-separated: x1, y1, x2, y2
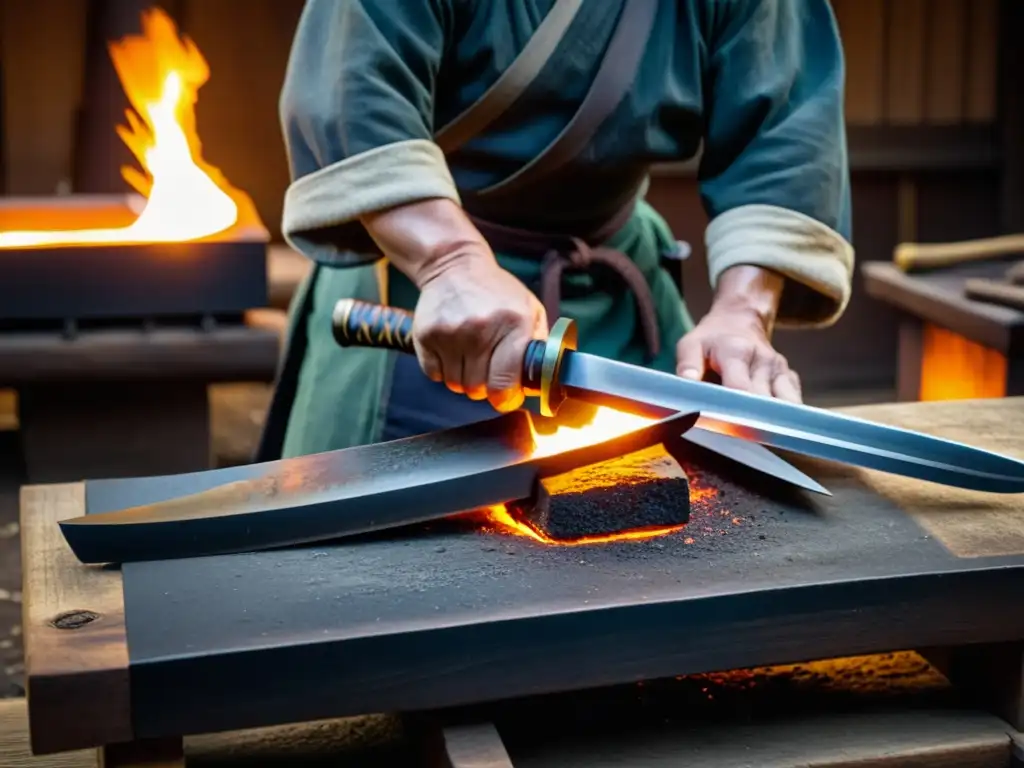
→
(927, 641, 1024, 730)
(896, 319, 924, 402)
(98, 737, 184, 768)
(438, 724, 514, 768)
(18, 381, 210, 483)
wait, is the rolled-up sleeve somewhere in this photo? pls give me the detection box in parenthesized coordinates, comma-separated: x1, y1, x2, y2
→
(279, 0, 457, 265)
(698, 0, 854, 328)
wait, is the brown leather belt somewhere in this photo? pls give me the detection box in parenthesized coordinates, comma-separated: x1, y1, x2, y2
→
(470, 205, 661, 362)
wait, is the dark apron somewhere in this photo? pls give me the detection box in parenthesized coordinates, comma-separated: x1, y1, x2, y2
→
(256, 0, 672, 461)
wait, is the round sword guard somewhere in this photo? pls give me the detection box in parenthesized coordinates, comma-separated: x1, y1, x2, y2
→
(537, 317, 578, 418)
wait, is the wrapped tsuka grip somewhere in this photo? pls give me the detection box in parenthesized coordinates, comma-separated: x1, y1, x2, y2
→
(329, 299, 576, 417)
(331, 299, 415, 353)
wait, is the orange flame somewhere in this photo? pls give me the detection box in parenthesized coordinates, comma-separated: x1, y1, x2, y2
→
(0, 7, 260, 249)
(476, 406, 726, 546)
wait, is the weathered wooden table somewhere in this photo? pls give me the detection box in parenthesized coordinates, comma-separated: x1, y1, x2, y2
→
(0, 313, 280, 483)
(862, 262, 1024, 401)
(17, 398, 1024, 767)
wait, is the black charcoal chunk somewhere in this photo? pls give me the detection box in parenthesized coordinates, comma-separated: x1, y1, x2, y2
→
(514, 475, 691, 540)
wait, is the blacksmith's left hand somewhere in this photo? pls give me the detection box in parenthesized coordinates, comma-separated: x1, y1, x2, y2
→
(674, 265, 802, 403)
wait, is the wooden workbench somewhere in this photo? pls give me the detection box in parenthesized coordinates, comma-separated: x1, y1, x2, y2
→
(0, 313, 281, 483)
(861, 262, 1024, 400)
(18, 398, 1024, 767)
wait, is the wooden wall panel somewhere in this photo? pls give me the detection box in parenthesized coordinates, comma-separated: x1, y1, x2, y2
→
(884, 0, 927, 124)
(832, 0, 887, 124)
(965, 0, 1000, 123)
(925, 0, 968, 124)
(178, 0, 305, 241)
(0, 0, 88, 194)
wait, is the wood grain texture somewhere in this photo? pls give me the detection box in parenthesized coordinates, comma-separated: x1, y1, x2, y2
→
(0, 695, 1012, 768)
(965, 0, 999, 123)
(836, 398, 1024, 557)
(20, 483, 132, 755)
(0, 0, 88, 194)
(512, 709, 1011, 768)
(861, 261, 1024, 353)
(885, 0, 927, 124)
(0, 323, 279, 386)
(832, 0, 886, 124)
(925, 0, 968, 124)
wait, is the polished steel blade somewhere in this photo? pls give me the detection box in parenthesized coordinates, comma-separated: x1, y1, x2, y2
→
(681, 428, 831, 496)
(559, 351, 1024, 493)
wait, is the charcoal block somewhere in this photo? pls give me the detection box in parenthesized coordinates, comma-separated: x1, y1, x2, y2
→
(513, 470, 691, 540)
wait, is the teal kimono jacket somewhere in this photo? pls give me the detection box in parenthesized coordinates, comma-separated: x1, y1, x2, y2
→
(264, 0, 855, 460)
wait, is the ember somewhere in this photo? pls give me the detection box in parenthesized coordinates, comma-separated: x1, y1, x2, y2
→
(0, 7, 261, 249)
(475, 406, 728, 546)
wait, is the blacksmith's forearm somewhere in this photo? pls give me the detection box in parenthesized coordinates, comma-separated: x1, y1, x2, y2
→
(711, 265, 785, 337)
(361, 199, 494, 289)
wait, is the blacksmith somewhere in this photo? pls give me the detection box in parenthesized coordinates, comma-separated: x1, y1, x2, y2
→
(257, 0, 854, 461)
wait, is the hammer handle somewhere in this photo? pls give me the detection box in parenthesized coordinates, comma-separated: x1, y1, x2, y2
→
(894, 234, 1024, 272)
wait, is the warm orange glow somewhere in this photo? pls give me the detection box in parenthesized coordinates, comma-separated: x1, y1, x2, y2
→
(919, 323, 1006, 401)
(0, 8, 260, 249)
(483, 504, 689, 546)
(528, 407, 656, 459)
(475, 406, 726, 546)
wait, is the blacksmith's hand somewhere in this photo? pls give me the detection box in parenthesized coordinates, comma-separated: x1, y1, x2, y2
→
(674, 265, 802, 403)
(361, 199, 548, 412)
(414, 253, 547, 410)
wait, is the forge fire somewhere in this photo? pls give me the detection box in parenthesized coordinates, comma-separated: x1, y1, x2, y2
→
(464, 406, 739, 547)
(0, 7, 261, 250)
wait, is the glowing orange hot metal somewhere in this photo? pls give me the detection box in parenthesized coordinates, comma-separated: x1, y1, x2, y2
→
(0, 7, 260, 249)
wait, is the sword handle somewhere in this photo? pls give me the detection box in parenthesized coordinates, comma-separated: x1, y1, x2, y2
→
(330, 299, 577, 417)
(332, 298, 415, 354)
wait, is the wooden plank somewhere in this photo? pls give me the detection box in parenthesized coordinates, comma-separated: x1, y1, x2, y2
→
(836, 399, 1024, 558)
(831, 0, 887, 124)
(0, 323, 279, 387)
(965, 0, 1000, 123)
(861, 261, 1023, 354)
(896, 319, 924, 402)
(20, 483, 132, 755)
(510, 710, 1011, 768)
(925, 0, 968, 124)
(885, 0, 927, 124)
(0, 694, 1012, 768)
(441, 723, 514, 768)
(88, 400, 1024, 740)
(0, 0, 88, 194)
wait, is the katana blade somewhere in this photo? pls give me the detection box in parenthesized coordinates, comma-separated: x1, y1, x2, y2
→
(558, 350, 1024, 493)
(59, 410, 702, 564)
(680, 428, 831, 496)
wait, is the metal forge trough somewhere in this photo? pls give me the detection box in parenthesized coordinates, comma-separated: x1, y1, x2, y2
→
(0, 8, 268, 326)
